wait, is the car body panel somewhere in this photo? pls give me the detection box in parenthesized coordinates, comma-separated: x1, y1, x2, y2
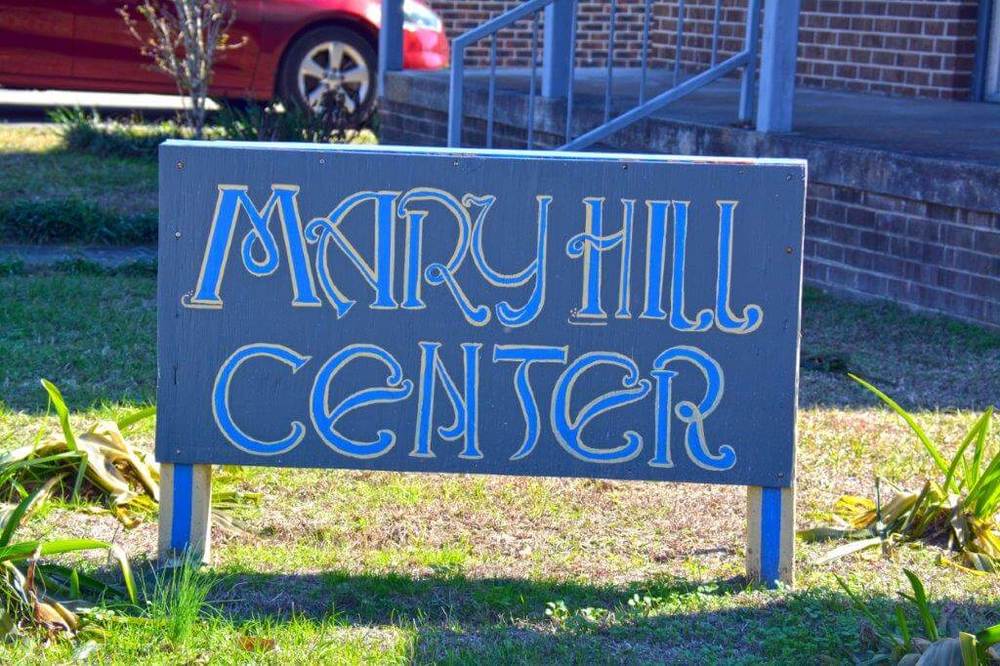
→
(0, 1, 75, 78)
(0, 0, 448, 100)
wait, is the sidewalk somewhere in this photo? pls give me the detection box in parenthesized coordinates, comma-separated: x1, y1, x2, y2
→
(0, 245, 156, 268)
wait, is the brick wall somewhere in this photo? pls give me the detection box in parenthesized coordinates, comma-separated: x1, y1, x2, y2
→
(797, 0, 979, 98)
(429, 0, 981, 99)
(804, 185, 1000, 323)
(428, 0, 669, 67)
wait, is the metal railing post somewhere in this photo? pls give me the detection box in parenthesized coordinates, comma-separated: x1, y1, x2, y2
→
(738, 0, 761, 124)
(447, 0, 553, 147)
(639, 0, 652, 103)
(543, 0, 574, 97)
(448, 45, 465, 146)
(971, 0, 994, 101)
(673, 0, 686, 86)
(604, 0, 618, 122)
(564, 1, 578, 142)
(756, 0, 802, 132)
(378, 0, 404, 97)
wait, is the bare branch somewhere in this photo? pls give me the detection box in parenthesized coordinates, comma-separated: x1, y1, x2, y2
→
(118, 0, 245, 138)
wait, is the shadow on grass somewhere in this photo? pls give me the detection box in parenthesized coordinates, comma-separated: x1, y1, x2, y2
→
(798, 287, 1000, 412)
(154, 568, 995, 663)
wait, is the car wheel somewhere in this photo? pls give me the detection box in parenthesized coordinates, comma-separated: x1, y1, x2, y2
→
(279, 26, 376, 124)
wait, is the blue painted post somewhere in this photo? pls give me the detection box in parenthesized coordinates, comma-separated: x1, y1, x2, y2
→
(746, 486, 794, 587)
(542, 0, 575, 97)
(755, 0, 802, 132)
(378, 0, 404, 97)
(158, 463, 213, 562)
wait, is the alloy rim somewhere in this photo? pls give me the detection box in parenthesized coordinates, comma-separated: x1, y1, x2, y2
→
(297, 41, 370, 114)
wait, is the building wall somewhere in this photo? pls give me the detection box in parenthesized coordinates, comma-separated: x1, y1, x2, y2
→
(804, 184, 999, 322)
(797, 0, 978, 98)
(429, 0, 981, 100)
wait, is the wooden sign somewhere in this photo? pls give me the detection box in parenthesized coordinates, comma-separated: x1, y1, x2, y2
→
(157, 142, 805, 586)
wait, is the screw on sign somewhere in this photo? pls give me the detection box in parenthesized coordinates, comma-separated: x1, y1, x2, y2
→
(156, 144, 806, 587)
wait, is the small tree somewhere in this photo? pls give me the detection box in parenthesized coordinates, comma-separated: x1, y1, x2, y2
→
(119, 0, 244, 138)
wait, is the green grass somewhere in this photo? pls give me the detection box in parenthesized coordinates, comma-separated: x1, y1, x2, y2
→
(0, 126, 157, 225)
(0, 197, 157, 245)
(0, 272, 155, 416)
(145, 556, 218, 646)
(1, 122, 996, 661)
(0, 120, 380, 247)
(0, 268, 996, 663)
(49, 107, 187, 160)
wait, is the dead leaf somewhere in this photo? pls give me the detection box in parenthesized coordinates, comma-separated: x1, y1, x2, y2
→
(239, 635, 276, 652)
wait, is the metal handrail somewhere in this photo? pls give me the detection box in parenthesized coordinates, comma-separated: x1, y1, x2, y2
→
(447, 0, 762, 151)
(563, 50, 750, 151)
(448, 0, 554, 147)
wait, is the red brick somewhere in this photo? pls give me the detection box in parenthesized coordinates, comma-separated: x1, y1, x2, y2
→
(430, 0, 978, 100)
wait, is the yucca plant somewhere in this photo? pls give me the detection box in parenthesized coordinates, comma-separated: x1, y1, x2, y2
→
(0, 380, 256, 530)
(0, 380, 160, 527)
(0, 474, 136, 637)
(801, 375, 999, 571)
(837, 569, 1000, 665)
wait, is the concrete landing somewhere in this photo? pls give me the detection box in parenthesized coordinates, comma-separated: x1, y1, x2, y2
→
(398, 69, 1000, 166)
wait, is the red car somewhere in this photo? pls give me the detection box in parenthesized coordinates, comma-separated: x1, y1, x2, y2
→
(0, 0, 449, 118)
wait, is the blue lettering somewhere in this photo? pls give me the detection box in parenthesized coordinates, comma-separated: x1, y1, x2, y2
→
(550, 352, 652, 463)
(305, 191, 399, 318)
(412, 342, 483, 459)
(652, 346, 735, 471)
(188, 185, 321, 309)
(469, 194, 551, 327)
(212, 344, 311, 455)
(640, 201, 670, 320)
(310, 344, 414, 459)
(399, 189, 490, 325)
(492, 344, 568, 460)
(566, 197, 635, 320)
(670, 201, 714, 332)
(714, 201, 763, 333)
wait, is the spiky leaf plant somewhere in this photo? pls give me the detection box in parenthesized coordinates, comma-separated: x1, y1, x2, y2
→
(801, 376, 999, 571)
(0, 476, 136, 638)
(0, 380, 256, 530)
(837, 569, 1000, 665)
(0, 381, 160, 526)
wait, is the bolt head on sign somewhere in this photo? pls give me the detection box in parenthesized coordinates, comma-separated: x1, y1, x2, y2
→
(156, 143, 806, 488)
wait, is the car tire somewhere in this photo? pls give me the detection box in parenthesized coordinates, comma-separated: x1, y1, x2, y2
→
(278, 26, 377, 124)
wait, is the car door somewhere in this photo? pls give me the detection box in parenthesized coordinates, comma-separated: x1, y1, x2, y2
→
(71, 0, 262, 95)
(0, 1, 75, 79)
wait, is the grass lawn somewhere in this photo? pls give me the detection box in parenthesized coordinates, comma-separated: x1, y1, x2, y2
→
(0, 122, 372, 245)
(0, 125, 157, 220)
(0, 266, 997, 664)
(0, 125, 158, 245)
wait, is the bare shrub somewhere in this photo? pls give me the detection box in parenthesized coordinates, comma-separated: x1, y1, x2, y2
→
(118, 0, 245, 138)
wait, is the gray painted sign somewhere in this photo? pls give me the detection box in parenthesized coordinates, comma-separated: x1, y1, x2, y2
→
(157, 142, 805, 488)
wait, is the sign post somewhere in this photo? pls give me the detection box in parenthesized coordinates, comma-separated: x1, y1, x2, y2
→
(157, 143, 806, 586)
